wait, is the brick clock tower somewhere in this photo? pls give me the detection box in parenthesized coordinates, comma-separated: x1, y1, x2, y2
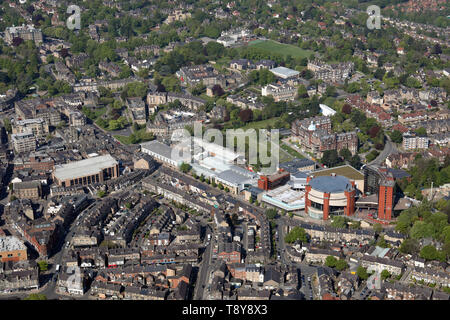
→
(378, 179, 395, 220)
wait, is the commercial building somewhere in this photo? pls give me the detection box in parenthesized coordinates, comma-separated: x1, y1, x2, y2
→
(305, 174, 356, 220)
(53, 154, 119, 187)
(311, 165, 365, 194)
(0, 236, 27, 262)
(261, 184, 305, 212)
(0, 89, 18, 111)
(258, 171, 290, 191)
(12, 181, 42, 200)
(289, 171, 309, 190)
(12, 118, 49, 141)
(15, 100, 61, 126)
(214, 166, 259, 194)
(11, 132, 36, 154)
(141, 140, 185, 167)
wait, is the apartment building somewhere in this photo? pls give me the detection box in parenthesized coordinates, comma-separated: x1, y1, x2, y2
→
(261, 83, 297, 102)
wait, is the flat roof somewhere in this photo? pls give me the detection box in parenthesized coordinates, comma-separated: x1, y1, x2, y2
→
(141, 140, 173, 160)
(279, 158, 316, 173)
(216, 169, 254, 185)
(262, 185, 305, 211)
(270, 66, 300, 78)
(319, 104, 337, 116)
(309, 175, 353, 193)
(312, 165, 364, 180)
(54, 154, 118, 181)
(0, 236, 26, 252)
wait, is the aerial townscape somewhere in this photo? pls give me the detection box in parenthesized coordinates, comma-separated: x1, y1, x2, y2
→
(0, 0, 449, 304)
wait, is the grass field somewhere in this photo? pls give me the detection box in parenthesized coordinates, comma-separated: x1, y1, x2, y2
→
(247, 40, 314, 59)
(114, 128, 154, 145)
(240, 117, 282, 130)
(281, 144, 304, 159)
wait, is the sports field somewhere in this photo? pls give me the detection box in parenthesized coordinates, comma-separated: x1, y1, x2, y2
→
(247, 40, 314, 59)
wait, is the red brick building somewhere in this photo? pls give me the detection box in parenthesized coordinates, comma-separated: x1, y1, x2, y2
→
(258, 171, 290, 191)
(217, 242, 241, 264)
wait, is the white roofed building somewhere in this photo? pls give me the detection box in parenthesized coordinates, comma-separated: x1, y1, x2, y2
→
(53, 154, 119, 187)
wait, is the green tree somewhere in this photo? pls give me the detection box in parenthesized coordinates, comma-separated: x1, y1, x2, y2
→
(2, 118, 12, 133)
(285, 227, 309, 244)
(399, 238, 420, 254)
(373, 223, 383, 234)
(415, 127, 427, 137)
(335, 259, 349, 271)
(265, 208, 277, 220)
(339, 148, 352, 161)
(357, 266, 369, 280)
(321, 150, 341, 167)
(381, 270, 391, 280)
(325, 256, 337, 268)
(179, 162, 192, 173)
(376, 235, 389, 248)
(97, 190, 106, 198)
(350, 155, 362, 169)
(331, 216, 348, 229)
(410, 221, 434, 240)
(390, 130, 403, 144)
(37, 261, 48, 272)
(420, 245, 439, 261)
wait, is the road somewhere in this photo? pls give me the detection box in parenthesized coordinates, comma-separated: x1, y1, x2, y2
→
(276, 217, 318, 300)
(193, 225, 213, 300)
(369, 136, 398, 166)
(399, 267, 412, 284)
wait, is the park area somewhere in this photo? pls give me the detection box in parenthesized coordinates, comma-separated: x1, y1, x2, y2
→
(247, 40, 314, 59)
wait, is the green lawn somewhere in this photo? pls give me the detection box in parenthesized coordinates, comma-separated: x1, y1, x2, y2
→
(281, 144, 304, 159)
(240, 117, 283, 130)
(114, 135, 133, 145)
(114, 128, 154, 145)
(81, 106, 107, 121)
(247, 40, 314, 59)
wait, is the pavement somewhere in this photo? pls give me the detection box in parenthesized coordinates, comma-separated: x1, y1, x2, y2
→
(369, 136, 398, 166)
(194, 225, 213, 300)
